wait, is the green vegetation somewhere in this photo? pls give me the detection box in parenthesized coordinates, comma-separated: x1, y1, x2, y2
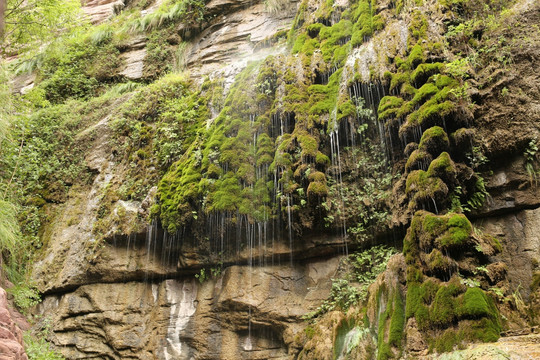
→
(524, 138, 538, 186)
(403, 211, 502, 353)
(348, 245, 397, 290)
(1, 0, 82, 56)
(377, 290, 405, 360)
(0, 200, 21, 268)
(0, 0, 525, 357)
(304, 246, 397, 319)
(24, 319, 65, 360)
(24, 333, 65, 360)
(130, 0, 207, 32)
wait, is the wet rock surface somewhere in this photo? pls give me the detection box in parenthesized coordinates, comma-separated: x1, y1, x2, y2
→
(26, 0, 540, 358)
(183, 0, 298, 79)
(37, 258, 338, 359)
(477, 207, 540, 300)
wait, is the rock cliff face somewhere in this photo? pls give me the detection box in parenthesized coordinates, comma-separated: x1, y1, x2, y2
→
(36, 259, 340, 359)
(22, 0, 540, 358)
(0, 288, 28, 360)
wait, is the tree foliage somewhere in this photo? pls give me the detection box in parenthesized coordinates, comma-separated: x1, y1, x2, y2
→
(0, 0, 82, 56)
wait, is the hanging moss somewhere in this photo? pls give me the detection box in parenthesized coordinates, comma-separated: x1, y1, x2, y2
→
(461, 287, 492, 318)
(153, 62, 282, 231)
(437, 214, 472, 248)
(411, 63, 444, 85)
(376, 287, 406, 360)
(407, 44, 425, 69)
(430, 279, 463, 325)
(406, 279, 440, 330)
(426, 248, 454, 276)
(405, 170, 448, 210)
(306, 23, 324, 37)
(389, 72, 411, 92)
(308, 171, 326, 182)
(451, 128, 475, 149)
(406, 99, 455, 130)
(308, 70, 342, 116)
(409, 83, 439, 108)
(403, 210, 501, 353)
(293, 34, 320, 56)
(405, 150, 432, 172)
(432, 328, 463, 353)
(315, 151, 331, 166)
(408, 11, 429, 43)
(351, 0, 384, 46)
(319, 19, 353, 64)
(307, 181, 329, 197)
(388, 291, 405, 348)
(337, 99, 356, 121)
(298, 133, 319, 158)
(378, 96, 405, 121)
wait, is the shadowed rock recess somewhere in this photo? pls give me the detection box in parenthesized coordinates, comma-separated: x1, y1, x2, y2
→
(9, 0, 539, 358)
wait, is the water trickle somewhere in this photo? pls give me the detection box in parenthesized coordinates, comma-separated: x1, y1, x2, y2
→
(163, 279, 197, 360)
(243, 335, 253, 351)
(329, 129, 349, 256)
(431, 197, 439, 215)
(286, 194, 293, 265)
(144, 219, 159, 282)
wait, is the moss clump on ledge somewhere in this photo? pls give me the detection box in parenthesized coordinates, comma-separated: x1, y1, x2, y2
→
(408, 211, 473, 253)
(418, 126, 450, 155)
(405, 149, 432, 172)
(405, 170, 448, 210)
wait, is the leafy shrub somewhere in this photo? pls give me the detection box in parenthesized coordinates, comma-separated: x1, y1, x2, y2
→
(349, 245, 397, 286)
(7, 283, 40, 313)
(24, 332, 64, 360)
(304, 246, 397, 319)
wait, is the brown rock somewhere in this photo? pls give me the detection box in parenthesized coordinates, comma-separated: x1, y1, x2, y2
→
(36, 258, 340, 359)
(82, 0, 124, 24)
(405, 318, 427, 355)
(477, 208, 540, 300)
(0, 288, 27, 360)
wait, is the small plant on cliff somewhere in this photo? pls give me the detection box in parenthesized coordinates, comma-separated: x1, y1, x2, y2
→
(24, 322, 65, 360)
(0, 200, 21, 271)
(8, 282, 40, 313)
(466, 146, 489, 170)
(304, 246, 397, 319)
(524, 138, 538, 187)
(24, 334, 65, 360)
(303, 278, 361, 319)
(349, 245, 397, 287)
(195, 268, 208, 283)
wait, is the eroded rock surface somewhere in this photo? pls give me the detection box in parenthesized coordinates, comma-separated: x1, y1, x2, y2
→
(27, 0, 540, 359)
(82, 0, 124, 24)
(0, 288, 28, 360)
(478, 207, 540, 300)
(37, 258, 338, 359)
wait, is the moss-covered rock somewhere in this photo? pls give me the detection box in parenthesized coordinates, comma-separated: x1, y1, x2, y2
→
(403, 210, 502, 354)
(405, 149, 432, 172)
(427, 152, 456, 184)
(405, 170, 448, 210)
(418, 126, 450, 155)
